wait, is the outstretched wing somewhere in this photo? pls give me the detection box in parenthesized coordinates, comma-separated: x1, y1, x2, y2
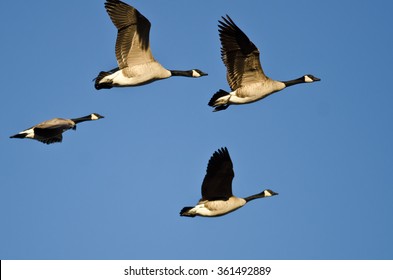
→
(201, 147, 234, 201)
(218, 15, 267, 90)
(35, 132, 63, 145)
(105, 0, 154, 69)
(34, 118, 74, 144)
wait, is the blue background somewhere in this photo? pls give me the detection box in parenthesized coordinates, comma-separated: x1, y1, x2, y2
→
(1, 0, 392, 259)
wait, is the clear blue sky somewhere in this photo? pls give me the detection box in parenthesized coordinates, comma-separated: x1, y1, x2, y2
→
(1, 0, 393, 260)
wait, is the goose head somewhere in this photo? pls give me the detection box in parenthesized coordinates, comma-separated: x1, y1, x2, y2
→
(90, 113, 105, 120)
(304, 74, 321, 83)
(261, 189, 279, 197)
(191, 69, 208, 77)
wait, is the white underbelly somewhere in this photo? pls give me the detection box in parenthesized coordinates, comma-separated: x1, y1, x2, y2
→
(111, 63, 171, 86)
(230, 81, 286, 104)
(194, 197, 247, 217)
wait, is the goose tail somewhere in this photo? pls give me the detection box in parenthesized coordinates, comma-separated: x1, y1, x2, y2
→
(10, 133, 27, 139)
(94, 71, 113, 90)
(208, 89, 230, 111)
(180, 207, 196, 217)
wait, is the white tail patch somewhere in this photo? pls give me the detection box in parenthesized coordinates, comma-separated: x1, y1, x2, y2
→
(20, 128, 35, 138)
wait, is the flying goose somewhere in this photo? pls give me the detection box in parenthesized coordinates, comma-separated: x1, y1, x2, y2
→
(180, 147, 278, 217)
(94, 0, 208, 90)
(208, 15, 320, 111)
(10, 113, 104, 144)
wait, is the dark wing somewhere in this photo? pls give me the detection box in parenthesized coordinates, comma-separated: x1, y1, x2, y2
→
(218, 15, 267, 90)
(33, 126, 63, 137)
(33, 118, 74, 144)
(105, 0, 154, 69)
(37, 133, 63, 145)
(201, 147, 234, 201)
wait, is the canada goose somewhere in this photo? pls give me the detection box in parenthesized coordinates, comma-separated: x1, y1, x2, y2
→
(208, 15, 320, 111)
(180, 147, 278, 217)
(10, 113, 104, 144)
(94, 0, 208, 90)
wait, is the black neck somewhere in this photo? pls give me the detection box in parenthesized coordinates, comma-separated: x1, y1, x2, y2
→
(244, 192, 265, 203)
(282, 76, 305, 87)
(71, 115, 92, 124)
(170, 70, 194, 77)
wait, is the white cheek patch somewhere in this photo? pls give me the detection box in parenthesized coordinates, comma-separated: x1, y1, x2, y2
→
(304, 75, 314, 83)
(264, 190, 273, 197)
(192, 70, 201, 77)
(91, 114, 99, 120)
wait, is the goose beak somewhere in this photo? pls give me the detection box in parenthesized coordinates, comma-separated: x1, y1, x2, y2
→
(200, 71, 208, 76)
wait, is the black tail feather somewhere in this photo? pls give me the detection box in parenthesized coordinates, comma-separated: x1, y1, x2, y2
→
(180, 207, 196, 217)
(208, 89, 229, 106)
(10, 133, 27, 139)
(208, 89, 230, 112)
(94, 71, 113, 90)
(213, 105, 230, 112)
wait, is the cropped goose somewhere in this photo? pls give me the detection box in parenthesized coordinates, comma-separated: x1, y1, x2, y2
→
(180, 147, 278, 217)
(10, 113, 104, 144)
(94, 0, 207, 90)
(208, 15, 320, 111)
